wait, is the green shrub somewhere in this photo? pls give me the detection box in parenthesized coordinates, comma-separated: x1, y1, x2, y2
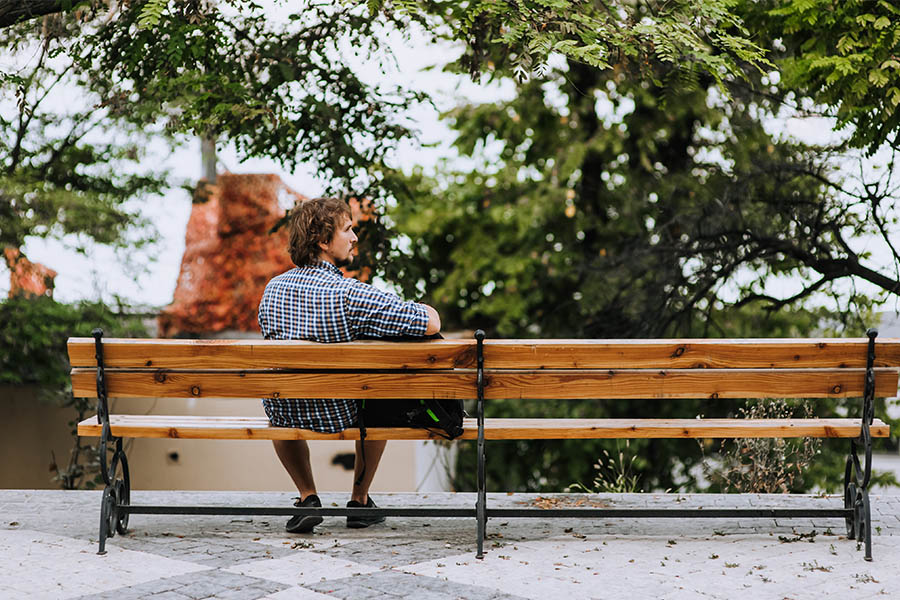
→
(0, 294, 147, 388)
(0, 294, 148, 488)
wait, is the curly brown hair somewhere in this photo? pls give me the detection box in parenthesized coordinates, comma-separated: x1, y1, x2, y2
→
(288, 197, 352, 267)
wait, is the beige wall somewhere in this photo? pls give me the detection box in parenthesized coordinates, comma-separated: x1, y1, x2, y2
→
(0, 386, 76, 489)
(115, 397, 418, 492)
(2, 387, 451, 492)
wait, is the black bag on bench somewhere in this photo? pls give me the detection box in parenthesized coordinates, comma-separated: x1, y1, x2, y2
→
(356, 333, 465, 440)
(360, 397, 465, 440)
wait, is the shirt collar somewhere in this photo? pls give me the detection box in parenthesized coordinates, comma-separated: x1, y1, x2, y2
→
(307, 260, 342, 276)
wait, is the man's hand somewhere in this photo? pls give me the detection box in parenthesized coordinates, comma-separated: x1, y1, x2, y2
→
(423, 304, 441, 335)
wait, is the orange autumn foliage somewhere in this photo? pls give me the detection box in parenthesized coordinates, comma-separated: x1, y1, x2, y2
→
(4, 247, 57, 298)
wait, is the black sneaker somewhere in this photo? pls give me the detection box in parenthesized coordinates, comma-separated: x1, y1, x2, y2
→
(286, 494, 323, 533)
(346, 496, 385, 529)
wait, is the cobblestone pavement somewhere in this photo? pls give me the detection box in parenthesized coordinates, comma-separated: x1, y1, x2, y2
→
(1, 490, 898, 599)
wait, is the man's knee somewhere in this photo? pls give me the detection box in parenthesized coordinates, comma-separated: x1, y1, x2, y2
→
(273, 439, 310, 453)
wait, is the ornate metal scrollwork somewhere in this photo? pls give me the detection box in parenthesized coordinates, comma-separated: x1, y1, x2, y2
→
(113, 442, 131, 535)
(843, 460, 856, 539)
(843, 328, 877, 561)
(93, 330, 131, 554)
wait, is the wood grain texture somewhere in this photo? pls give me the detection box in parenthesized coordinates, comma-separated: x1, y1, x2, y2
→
(482, 338, 900, 368)
(71, 368, 899, 400)
(66, 337, 478, 369)
(76, 415, 890, 440)
(67, 337, 900, 369)
(70, 369, 480, 399)
(482, 368, 899, 399)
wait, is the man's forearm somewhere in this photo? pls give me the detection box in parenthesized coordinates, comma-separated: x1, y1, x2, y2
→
(422, 304, 441, 335)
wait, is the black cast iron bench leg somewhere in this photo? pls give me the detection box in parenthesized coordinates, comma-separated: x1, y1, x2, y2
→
(93, 329, 131, 555)
(843, 328, 878, 562)
(475, 330, 487, 559)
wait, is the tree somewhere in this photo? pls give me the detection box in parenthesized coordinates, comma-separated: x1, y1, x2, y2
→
(0, 1, 71, 29)
(0, 1, 442, 488)
(387, 2, 900, 492)
(2, 2, 430, 208)
(741, 0, 900, 154)
(0, 1, 782, 281)
(392, 1, 899, 155)
(390, 72, 900, 339)
(0, 10, 163, 273)
(4, 1, 897, 493)
(368, 0, 768, 88)
(0, 11, 164, 489)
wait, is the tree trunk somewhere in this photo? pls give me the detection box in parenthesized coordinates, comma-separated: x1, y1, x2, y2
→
(0, 1, 67, 29)
(201, 135, 217, 183)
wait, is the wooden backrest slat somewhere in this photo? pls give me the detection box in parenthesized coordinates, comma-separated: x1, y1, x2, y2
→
(483, 338, 900, 368)
(70, 368, 898, 400)
(66, 338, 479, 369)
(70, 369, 479, 400)
(484, 369, 898, 400)
(67, 337, 900, 370)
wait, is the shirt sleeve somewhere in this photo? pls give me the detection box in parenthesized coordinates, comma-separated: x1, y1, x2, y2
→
(345, 280, 429, 338)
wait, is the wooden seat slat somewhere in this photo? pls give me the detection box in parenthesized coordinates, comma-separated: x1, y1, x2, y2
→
(66, 337, 900, 370)
(70, 367, 899, 400)
(77, 415, 890, 441)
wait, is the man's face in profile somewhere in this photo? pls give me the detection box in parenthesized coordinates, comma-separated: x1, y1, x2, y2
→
(320, 216, 358, 267)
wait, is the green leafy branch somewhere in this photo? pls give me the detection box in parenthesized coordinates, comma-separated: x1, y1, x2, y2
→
(758, 0, 900, 152)
(137, 0, 168, 30)
(363, 0, 770, 90)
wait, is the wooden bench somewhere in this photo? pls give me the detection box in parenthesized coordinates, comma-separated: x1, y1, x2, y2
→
(69, 329, 898, 560)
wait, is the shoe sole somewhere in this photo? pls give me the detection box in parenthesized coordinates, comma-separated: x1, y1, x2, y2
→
(346, 517, 385, 529)
(286, 515, 323, 534)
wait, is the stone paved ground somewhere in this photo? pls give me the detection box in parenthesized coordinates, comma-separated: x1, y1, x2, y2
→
(1, 490, 898, 599)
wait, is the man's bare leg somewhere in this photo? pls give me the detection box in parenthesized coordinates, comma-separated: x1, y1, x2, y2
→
(350, 439, 387, 504)
(272, 440, 317, 499)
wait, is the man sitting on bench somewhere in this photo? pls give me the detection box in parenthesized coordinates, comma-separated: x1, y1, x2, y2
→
(258, 197, 441, 533)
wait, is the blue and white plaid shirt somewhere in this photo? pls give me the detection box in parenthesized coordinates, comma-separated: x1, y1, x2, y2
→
(258, 261, 429, 432)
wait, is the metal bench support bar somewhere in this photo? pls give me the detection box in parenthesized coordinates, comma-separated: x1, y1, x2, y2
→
(484, 508, 854, 519)
(121, 506, 477, 517)
(115, 504, 852, 520)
